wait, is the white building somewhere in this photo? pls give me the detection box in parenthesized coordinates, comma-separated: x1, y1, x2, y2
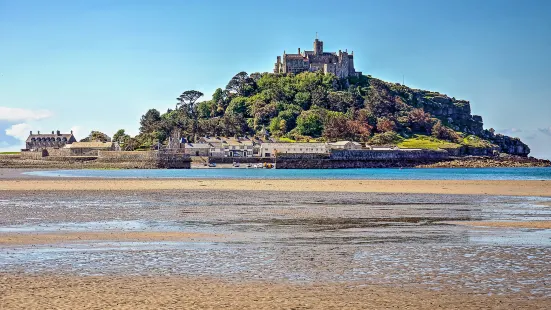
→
(197, 137, 254, 158)
(182, 143, 211, 156)
(328, 141, 363, 150)
(259, 143, 328, 158)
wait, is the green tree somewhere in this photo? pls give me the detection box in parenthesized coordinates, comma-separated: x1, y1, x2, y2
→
(226, 72, 255, 96)
(197, 101, 214, 119)
(112, 129, 130, 144)
(296, 110, 323, 137)
(176, 90, 204, 142)
(269, 117, 283, 135)
(294, 91, 311, 110)
(211, 88, 226, 116)
(140, 109, 162, 134)
(81, 131, 111, 142)
(177, 90, 204, 111)
(225, 97, 248, 116)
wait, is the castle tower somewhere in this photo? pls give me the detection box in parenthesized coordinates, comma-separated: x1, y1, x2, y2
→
(313, 38, 323, 55)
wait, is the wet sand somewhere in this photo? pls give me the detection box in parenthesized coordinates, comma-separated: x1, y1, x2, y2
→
(1, 184, 550, 308)
(0, 231, 219, 245)
(1, 274, 547, 310)
(448, 220, 551, 229)
(1, 178, 551, 196)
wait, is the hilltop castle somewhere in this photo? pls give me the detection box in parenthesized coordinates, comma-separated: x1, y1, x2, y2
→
(274, 36, 361, 78)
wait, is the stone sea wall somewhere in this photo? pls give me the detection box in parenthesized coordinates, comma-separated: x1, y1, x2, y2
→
(276, 149, 449, 169)
(20, 150, 47, 160)
(208, 157, 275, 164)
(45, 148, 71, 157)
(97, 151, 158, 162)
(98, 151, 191, 169)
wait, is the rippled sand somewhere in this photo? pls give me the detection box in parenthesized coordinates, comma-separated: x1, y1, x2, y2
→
(2, 274, 548, 310)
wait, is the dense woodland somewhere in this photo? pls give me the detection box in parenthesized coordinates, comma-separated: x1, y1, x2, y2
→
(89, 71, 502, 151)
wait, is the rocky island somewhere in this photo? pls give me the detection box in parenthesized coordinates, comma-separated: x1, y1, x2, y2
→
(4, 38, 548, 168)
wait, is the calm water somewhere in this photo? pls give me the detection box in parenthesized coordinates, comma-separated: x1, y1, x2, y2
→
(24, 167, 551, 180)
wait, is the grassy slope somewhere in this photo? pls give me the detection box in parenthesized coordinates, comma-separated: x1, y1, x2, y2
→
(397, 135, 461, 150)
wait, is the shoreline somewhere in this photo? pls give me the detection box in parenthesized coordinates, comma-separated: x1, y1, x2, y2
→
(1, 154, 550, 170)
(1, 178, 550, 196)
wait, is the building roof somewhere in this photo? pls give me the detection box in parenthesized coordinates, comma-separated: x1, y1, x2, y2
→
(26, 133, 74, 143)
(330, 141, 362, 146)
(183, 143, 211, 149)
(261, 142, 327, 148)
(284, 54, 306, 60)
(226, 139, 253, 146)
(199, 136, 254, 146)
(200, 136, 225, 144)
(65, 142, 113, 149)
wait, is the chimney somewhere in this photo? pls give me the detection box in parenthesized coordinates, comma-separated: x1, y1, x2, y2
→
(52, 131, 54, 134)
(298, 48, 301, 54)
(70, 130, 73, 135)
(30, 131, 33, 135)
(38, 131, 40, 135)
(56, 130, 60, 136)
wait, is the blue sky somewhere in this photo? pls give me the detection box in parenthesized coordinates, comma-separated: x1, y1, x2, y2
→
(1, 0, 550, 158)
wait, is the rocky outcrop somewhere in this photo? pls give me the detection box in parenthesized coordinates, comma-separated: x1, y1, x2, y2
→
(406, 89, 528, 156)
(418, 156, 550, 168)
(479, 130, 530, 156)
(413, 93, 484, 136)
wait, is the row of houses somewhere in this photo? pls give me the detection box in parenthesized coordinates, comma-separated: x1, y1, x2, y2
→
(24, 131, 397, 158)
(183, 136, 364, 158)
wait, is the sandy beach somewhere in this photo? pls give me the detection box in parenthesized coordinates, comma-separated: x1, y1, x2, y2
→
(1, 178, 551, 196)
(1, 274, 547, 310)
(1, 173, 550, 309)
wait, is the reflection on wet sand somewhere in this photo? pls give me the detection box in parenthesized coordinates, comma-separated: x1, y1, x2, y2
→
(1, 190, 550, 308)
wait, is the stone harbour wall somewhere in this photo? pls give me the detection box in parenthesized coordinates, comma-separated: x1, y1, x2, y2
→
(98, 151, 191, 169)
(98, 151, 159, 162)
(208, 157, 275, 164)
(329, 149, 449, 161)
(20, 150, 47, 160)
(276, 149, 449, 169)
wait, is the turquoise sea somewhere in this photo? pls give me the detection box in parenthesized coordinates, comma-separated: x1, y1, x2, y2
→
(25, 167, 551, 180)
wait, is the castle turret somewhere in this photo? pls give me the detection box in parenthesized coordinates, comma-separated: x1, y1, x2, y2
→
(274, 56, 282, 73)
(314, 38, 323, 55)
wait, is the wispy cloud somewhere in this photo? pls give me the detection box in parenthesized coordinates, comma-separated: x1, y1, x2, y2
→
(498, 127, 522, 136)
(537, 127, 551, 136)
(5, 123, 32, 141)
(0, 107, 53, 122)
